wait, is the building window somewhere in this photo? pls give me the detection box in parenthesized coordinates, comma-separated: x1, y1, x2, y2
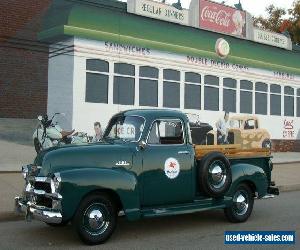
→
(139, 66, 158, 107)
(284, 86, 294, 116)
(163, 69, 180, 108)
(297, 89, 300, 117)
(240, 80, 253, 114)
(223, 78, 236, 112)
(185, 72, 201, 110)
(85, 59, 109, 103)
(87, 59, 109, 72)
(255, 82, 268, 115)
(113, 63, 135, 105)
(270, 84, 281, 116)
(204, 75, 219, 111)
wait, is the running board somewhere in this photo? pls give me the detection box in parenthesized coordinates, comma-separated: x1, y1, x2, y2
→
(141, 197, 232, 218)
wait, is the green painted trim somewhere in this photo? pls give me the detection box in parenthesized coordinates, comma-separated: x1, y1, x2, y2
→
(38, 26, 65, 41)
(40, 25, 300, 76)
(39, 1, 300, 76)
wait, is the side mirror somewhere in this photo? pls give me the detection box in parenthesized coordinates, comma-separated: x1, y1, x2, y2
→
(138, 140, 147, 150)
(37, 115, 43, 121)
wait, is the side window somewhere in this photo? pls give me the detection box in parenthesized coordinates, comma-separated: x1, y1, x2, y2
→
(148, 120, 184, 145)
(244, 119, 256, 130)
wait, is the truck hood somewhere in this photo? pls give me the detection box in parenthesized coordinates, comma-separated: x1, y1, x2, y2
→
(36, 142, 135, 176)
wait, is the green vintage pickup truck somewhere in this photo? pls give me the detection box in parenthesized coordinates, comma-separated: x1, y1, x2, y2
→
(15, 109, 279, 245)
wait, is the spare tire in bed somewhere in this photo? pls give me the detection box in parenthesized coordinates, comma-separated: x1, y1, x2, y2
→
(198, 152, 232, 198)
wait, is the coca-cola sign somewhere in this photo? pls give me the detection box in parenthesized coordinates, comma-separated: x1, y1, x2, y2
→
(199, 0, 246, 38)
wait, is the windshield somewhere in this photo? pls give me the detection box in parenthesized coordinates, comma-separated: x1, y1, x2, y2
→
(229, 119, 242, 128)
(103, 115, 145, 142)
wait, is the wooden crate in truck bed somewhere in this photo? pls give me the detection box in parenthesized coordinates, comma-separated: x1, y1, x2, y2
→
(194, 144, 271, 160)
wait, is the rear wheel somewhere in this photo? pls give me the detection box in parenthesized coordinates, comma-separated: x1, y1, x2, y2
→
(198, 152, 232, 198)
(73, 193, 117, 245)
(262, 139, 272, 149)
(224, 183, 254, 223)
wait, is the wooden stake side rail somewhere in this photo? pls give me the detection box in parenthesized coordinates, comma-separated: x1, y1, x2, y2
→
(194, 144, 271, 160)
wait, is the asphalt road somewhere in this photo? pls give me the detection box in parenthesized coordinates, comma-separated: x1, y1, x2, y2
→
(0, 191, 299, 250)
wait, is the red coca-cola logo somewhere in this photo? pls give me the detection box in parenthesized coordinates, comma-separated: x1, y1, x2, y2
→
(199, 0, 246, 37)
(201, 6, 231, 27)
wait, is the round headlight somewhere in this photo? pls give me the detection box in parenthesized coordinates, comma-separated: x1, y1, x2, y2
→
(53, 173, 61, 191)
(22, 166, 29, 179)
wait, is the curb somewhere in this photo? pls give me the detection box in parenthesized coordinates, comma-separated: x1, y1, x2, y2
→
(0, 212, 23, 223)
(1, 185, 300, 223)
(278, 184, 300, 192)
(273, 161, 300, 165)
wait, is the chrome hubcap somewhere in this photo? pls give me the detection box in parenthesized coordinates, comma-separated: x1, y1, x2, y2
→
(209, 161, 227, 189)
(233, 191, 249, 216)
(83, 203, 109, 235)
(88, 209, 105, 230)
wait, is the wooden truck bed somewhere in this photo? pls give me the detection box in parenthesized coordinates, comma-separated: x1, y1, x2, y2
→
(194, 144, 271, 160)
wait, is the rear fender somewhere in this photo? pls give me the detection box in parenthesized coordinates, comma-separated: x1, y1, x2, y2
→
(59, 167, 140, 221)
(227, 163, 268, 198)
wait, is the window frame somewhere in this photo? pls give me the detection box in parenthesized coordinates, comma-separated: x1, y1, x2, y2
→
(184, 72, 201, 110)
(297, 88, 300, 117)
(163, 69, 181, 108)
(270, 84, 282, 116)
(113, 62, 135, 105)
(223, 78, 237, 113)
(284, 86, 295, 117)
(254, 82, 268, 115)
(85, 59, 110, 104)
(139, 66, 159, 107)
(240, 80, 253, 114)
(146, 118, 186, 146)
(204, 75, 220, 111)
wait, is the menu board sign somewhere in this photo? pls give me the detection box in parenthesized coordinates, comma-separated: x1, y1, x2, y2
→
(127, 0, 189, 26)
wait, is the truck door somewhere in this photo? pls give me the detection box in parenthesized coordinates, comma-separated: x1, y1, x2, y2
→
(141, 118, 194, 207)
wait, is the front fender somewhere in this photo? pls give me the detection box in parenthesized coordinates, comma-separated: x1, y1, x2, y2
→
(59, 167, 140, 221)
(227, 163, 268, 198)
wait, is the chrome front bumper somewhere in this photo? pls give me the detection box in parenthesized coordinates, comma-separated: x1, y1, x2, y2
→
(15, 196, 62, 224)
(15, 165, 63, 224)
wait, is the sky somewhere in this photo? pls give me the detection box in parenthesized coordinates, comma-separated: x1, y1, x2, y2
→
(120, 0, 296, 17)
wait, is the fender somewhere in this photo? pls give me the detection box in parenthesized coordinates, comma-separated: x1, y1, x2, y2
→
(227, 163, 268, 198)
(59, 167, 141, 221)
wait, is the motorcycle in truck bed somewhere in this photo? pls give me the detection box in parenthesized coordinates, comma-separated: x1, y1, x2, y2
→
(15, 109, 279, 245)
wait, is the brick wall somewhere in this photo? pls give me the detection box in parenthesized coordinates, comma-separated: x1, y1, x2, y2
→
(272, 140, 300, 152)
(0, 0, 52, 118)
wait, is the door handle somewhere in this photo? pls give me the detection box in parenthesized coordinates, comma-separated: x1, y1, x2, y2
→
(178, 151, 190, 155)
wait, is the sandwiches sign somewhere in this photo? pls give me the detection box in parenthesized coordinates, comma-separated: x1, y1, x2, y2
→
(199, 0, 246, 38)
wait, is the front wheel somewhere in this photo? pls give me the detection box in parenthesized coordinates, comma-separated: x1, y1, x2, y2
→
(73, 193, 117, 245)
(224, 183, 254, 223)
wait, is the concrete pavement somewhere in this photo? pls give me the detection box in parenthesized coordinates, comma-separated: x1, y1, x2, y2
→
(0, 140, 35, 172)
(0, 191, 299, 249)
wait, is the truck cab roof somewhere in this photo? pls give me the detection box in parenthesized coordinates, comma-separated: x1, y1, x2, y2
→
(112, 109, 189, 122)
